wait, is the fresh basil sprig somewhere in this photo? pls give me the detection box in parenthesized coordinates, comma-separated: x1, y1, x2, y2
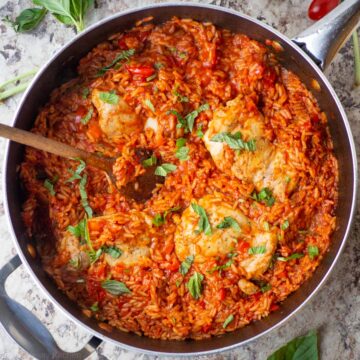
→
(3, 7, 47, 32)
(33, 0, 93, 32)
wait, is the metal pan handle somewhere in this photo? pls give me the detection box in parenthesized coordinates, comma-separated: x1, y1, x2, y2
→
(0, 256, 103, 359)
(293, 0, 360, 70)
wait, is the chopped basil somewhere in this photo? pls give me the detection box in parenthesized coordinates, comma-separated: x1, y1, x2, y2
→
(176, 138, 186, 148)
(267, 330, 318, 360)
(155, 163, 177, 177)
(90, 302, 99, 312)
(260, 283, 272, 293)
(99, 90, 119, 105)
(144, 98, 155, 112)
(87, 248, 102, 264)
(69, 256, 81, 269)
(81, 108, 93, 125)
(82, 87, 90, 99)
(216, 216, 240, 232)
(196, 124, 204, 138)
(97, 48, 135, 75)
(248, 246, 267, 255)
(175, 146, 189, 161)
(187, 272, 204, 300)
(191, 203, 212, 235)
(223, 314, 234, 329)
(79, 174, 93, 218)
(101, 280, 131, 296)
(208, 259, 233, 274)
(281, 220, 289, 230)
(66, 158, 86, 182)
(146, 73, 157, 82)
(285, 175, 291, 184)
(170, 103, 209, 133)
(175, 279, 182, 287)
(179, 255, 194, 275)
(308, 245, 319, 260)
(154, 62, 164, 70)
(277, 253, 304, 262)
(251, 187, 275, 207)
(152, 213, 165, 227)
(173, 85, 189, 103)
(103, 246, 122, 259)
(44, 178, 55, 196)
(211, 131, 256, 152)
(67, 218, 86, 239)
(142, 155, 157, 167)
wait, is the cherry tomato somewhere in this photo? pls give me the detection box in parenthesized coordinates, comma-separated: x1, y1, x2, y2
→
(308, 0, 339, 21)
(126, 64, 155, 80)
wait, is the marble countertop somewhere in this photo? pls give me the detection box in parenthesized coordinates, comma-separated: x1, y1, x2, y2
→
(0, 0, 359, 359)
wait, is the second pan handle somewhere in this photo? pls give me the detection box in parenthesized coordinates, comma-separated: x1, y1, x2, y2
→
(292, 0, 360, 70)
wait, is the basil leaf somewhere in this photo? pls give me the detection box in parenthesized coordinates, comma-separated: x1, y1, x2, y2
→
(44, 178, 55, 196)
(103, 246, 122, 259)
(146, 73, 157, 81)
(248, 246, 266, 255)
(152, 213, 165, 227)
(281, 219, 289, 230)
(81, 108, 93, 124)
(179, 255, 194, 275)
(142, 155, 157, 167)
(208, 259, 233, 274)
(67, 218, 86, 239)
(33, 0, 93, 32)
(3, 7, 47, 32)
(185, 103, 209, 132)
(154, 62, 164, 70)
(191, 203, 212, 235)
(101, 279, 131, 296)
(223, 314, 234, 329)
(69, 255, 81, 269)
(173, 85, 189, 103)
(144, 98, 155, 112)
(79, 174, 93, 218)
(196, 125, 204, 138)
(308, 245, 319, 260)
(216, 216, 240, 232)
(82, 87, 90, 99)
(66, 158, 86, 182)
(87, 248, 102, 264)
(263, 221, 270, 231)
(97, 48, 135, 75)
(261, 283, 272, 293)
(90, 302, 99, 312)
(175, 146, 189, 161)
(187, 272, 204, 300)
(251, 187, 275, 207)
(277, 253, 304, 262)
(211, 131, 256, 152)
(267, 330, 318, 360)
(155, 163, 177, 177)
(99, 90, 119, 105)
(176, 138, 186, 148)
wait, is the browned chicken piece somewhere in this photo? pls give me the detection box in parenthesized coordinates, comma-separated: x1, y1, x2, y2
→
(203, 95, 297, 201)
(91, 89, 141, 142)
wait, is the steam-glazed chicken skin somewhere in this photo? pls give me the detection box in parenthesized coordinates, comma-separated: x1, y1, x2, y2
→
(203, 95, 297, 200)
(174, 195, 277, 278)
(91, 89, 140, 141)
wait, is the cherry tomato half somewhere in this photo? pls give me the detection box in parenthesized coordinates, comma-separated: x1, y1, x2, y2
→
(308, 0, 340, 21)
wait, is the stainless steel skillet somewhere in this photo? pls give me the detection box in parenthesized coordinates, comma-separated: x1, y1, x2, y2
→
(1, 1, 359, 358)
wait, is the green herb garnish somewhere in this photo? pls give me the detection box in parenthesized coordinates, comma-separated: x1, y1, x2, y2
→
(179, 255, 194, 276)
(170, 103, 209, 133)
(79, 174, 93, 218)
(101, 279, 131, 296)
(176, 138, 186, 148)
(175, 146, 189, 161)
(191, 203, 212, 236)
(82, 87, 90, 99)
(3, 7, 47, 32)
(187, 272, 204, 300)
(154, 163, 177, 177)
(90, 302, 99, 312)
(260, 283, 272, 293)
(223, 314, 234, 329)
(216, 216, 240, 232)
(173, 85, 189, 102)
(81, 108, 93, 125)
(142, 155, 157, 167)
(281, 220, 289, 231)
(99, 90, 119, 105)
(103, 246, 122, 259)
(211, 131, 256, 152)
(144, 98, 155, 112)
(146, 73, 157, 82)
(248, 246, 266, 255)
(87, 248, 102, 264)
(308, 245, 319, 260)
(251, 187, 275, 207)
(97, 48, 135, 75)
(152, 213, 165, 227)
(44, 178, 56, 196)
(196, 125, 204, 138)
(66, 158, 86, 182)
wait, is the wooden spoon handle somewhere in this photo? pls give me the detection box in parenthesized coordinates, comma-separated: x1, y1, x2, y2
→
(0, 123, 113, 172)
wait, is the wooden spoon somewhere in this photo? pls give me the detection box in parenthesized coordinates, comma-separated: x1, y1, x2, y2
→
(0, 123, 162, 202)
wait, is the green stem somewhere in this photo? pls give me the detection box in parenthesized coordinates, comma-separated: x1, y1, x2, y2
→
(0, 82, 31, 101)
(0, 69, 37, 90)
(352, 31, 360, 87)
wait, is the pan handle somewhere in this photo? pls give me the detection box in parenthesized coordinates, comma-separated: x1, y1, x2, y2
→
(292, 0, 360, 70)
(0, 255, 103, 359)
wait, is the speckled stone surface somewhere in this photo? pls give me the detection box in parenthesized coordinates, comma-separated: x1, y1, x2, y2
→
(0, 1, 359, 359)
